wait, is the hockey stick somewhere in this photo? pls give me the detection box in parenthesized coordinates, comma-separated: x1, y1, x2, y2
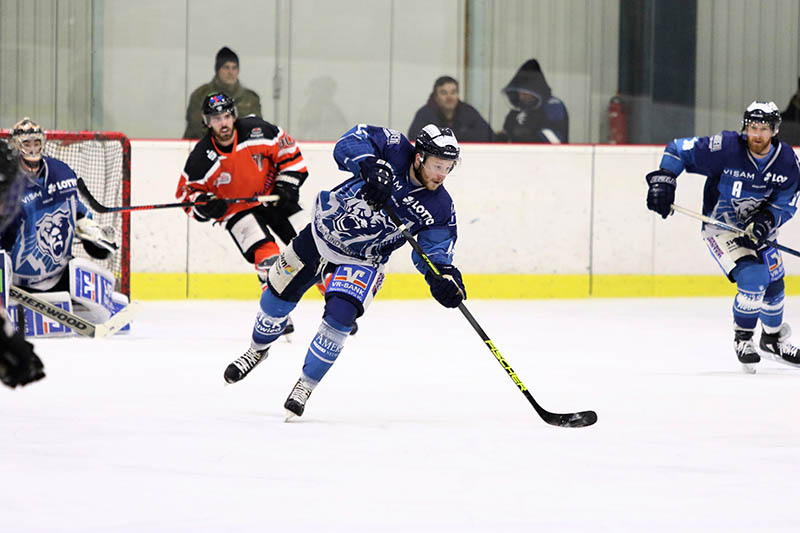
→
(76, 177, 279, 214)
(383, 205, 597, 428)
(670, 204, 800, 258)
(9, 285, 139, 338)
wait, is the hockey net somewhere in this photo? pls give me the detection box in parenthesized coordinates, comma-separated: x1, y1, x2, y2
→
(0, 130, 131, 296)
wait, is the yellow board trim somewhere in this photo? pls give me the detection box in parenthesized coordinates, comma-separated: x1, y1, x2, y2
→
(127, 272, 794, 300)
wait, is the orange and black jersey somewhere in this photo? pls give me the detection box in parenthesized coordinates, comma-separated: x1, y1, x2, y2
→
(175, 116, 308, 221)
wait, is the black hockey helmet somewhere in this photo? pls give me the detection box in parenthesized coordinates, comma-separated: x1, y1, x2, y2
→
(414, 124, 461, 168)
(202, 92, 238, 126)
(742, 101, 781, 134)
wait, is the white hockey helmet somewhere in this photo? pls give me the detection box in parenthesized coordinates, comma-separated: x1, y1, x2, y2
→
(742, 101, 781, 135)
(10, 117, 46, 166)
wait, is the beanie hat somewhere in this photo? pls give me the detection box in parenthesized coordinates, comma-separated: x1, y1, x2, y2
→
(215, 46, 239, 72)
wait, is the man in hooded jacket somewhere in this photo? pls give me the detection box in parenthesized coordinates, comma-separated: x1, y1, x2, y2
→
(496, 59, 569, 144)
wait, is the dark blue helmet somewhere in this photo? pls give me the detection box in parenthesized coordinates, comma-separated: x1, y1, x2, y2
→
(415, 124, 460, 166)
(202, 92, 237, 125)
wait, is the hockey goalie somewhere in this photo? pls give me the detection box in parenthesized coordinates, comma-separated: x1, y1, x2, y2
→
(0, 118, 129, 337)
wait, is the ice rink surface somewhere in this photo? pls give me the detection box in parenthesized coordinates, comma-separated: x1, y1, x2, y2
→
(3, 296, 800, 532)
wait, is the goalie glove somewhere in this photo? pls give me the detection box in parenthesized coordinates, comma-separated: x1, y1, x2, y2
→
(76, 216, 118, 259)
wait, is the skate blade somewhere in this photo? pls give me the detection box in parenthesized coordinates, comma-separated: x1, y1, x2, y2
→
(741, 363, 757, 374)
(762, 351, 800, 369)
(284, 410, 298, 422)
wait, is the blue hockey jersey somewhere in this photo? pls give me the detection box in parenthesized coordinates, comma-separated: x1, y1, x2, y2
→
(660, 130, 800, 237)
(311, 124, 458, 272)
(0, 156, 89, 290)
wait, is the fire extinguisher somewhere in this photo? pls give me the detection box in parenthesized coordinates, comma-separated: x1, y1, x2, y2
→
(608, 94, 628, 144)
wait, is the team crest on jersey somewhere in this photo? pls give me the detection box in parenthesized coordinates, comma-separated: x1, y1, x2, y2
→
(36, 209, 73, 262)
(214, 172, 232, 187)
(251, 127, 263, 139)
(731, 197, 765, 223)
(205, 149, 218, 161)
(251, 153, 264, 171)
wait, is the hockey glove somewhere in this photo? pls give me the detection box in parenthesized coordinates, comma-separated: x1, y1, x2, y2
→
(192, 193, 228, 221)
(359, 158, 394, 210)
(0, 315, 45, 389)
(425, 264, 466, 308)
(746, 209, 774, 246)
(76, 216, 117, 260)
(272, 174, 301, 209)
(645, 169, 677, 219)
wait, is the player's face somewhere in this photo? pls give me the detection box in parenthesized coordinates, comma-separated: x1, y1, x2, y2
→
(417, 154, 456, 191)
(217, 61, 239, 85)
(434, 83, 459, 114)
(209, 112, 235, 145)
(745, 122, 773, 156)
(17, 138, 43, 170)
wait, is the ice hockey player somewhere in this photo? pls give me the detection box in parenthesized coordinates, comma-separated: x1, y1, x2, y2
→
(0, 118, 121, 332)
(224, 123, 467, 420)
(0, 137, 45, 388)
(175, 92, 318, 335)
(645, 101, 800, 372)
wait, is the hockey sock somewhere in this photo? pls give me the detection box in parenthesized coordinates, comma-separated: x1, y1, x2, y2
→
(301, 317, 351, 383)
(761, 279, 785, 333)
(731, 261, 769, 330)
(251, 288, 297, 347)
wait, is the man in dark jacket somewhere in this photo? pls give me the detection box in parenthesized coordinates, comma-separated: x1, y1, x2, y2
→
(183, 47, 262, 139)
(496, 59, 569, 143)
(408, 76, 493, 142)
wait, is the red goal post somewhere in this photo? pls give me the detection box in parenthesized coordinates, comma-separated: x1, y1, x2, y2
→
(0, 129, 131, 297)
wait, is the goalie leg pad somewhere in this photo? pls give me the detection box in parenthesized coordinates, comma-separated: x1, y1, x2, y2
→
(69, 258, 116, 323)
(11, 292, 74, 337)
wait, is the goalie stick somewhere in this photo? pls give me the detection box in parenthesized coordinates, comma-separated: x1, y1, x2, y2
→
(383, 205, 597, 428)
(9, 285, 139, 338)
(76, 177, 279, 214)
(670, 204, 800, 258)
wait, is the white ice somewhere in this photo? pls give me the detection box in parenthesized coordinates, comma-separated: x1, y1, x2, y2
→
(3, 297, 800, 532)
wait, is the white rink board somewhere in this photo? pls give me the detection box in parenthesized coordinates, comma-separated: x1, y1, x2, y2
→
(129, 140, 800, 276)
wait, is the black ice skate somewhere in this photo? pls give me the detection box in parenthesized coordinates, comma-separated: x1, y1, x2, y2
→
(759, 324, 800, 367)
(734, 329, 760, 374)
(224, 346, 269, 384)
(284, 378, 315, 420)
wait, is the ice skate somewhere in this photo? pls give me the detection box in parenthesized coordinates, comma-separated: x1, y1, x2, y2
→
(734, 329, 760, 374)
(284, 378, 315, 420)
(759, 324, 800, 368)
(224, 346, 269, 384)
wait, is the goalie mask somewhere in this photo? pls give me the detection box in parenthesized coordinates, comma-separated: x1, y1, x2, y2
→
(202, 92, 238, 126)
(10, 117, 45, 170)
(742, 101, 781, 135)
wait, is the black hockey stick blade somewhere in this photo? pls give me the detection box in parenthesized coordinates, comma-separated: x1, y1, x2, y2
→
(76, 177, 279, 214)
(383, 204, 597, 428)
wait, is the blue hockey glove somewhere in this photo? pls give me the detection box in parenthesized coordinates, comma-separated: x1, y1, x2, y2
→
(273, 174, 300, 209)
(425, 264, 466, 308)
(747, 209, 774, 246)
(192, 193, 228, 221)
(359, 158, 394, 209)
(645, 169, 677, 219)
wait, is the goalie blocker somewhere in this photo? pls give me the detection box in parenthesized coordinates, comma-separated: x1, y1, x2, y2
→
(1, 251, 131, 337)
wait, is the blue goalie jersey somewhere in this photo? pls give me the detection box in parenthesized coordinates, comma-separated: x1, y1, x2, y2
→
(0, 156, 89, 290)
(660, 130, 800, 237)
(311, 124, 458, 272)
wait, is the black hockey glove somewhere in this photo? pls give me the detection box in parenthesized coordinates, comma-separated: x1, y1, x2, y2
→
(747, 209, 774, 246)
(359, 158, 394, 210)
(192, 193, 228, 221)
(645, 169, 677, 219)
(0, 316, 45, 389)
(273, 174, 300, 209)
(425, 264, 466, 308)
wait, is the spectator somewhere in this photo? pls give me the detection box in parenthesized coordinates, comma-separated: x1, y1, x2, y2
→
(408, 76, 493, 142)
(780, 77, 800, 146)
(496, 59, 569, 143)
(183, 47, 262, 139)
